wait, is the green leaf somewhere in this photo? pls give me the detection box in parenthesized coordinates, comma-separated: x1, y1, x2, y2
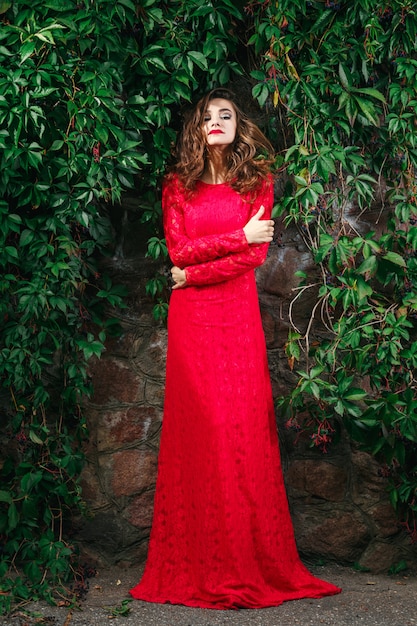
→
(355, 87, 386, 103)
(344, 389, 367, 401)
(118, 0, 136, 9)
(339, 63, 352, 89)
(7, 502, 19, 531)
(356, 277, 373, 299)
(357, 255, 377, 275)
(49, 139, 64, 151)
(5, 246, 18, 259)
(294, 175, 308, 187)
(383, 252, 406, 267)
(19, 229, 35, 246)
(0, 490, 12, 503)
(310, 8, 333, 33)
(187, 50, 208, 70)
(146, 56, 168, 71)
(33, 30, 56, 44)
(355, 96, 379, 126)
(250, 70, 266, 81)
(252, 82, 269, 107)
(303, 81, 319, 104)
(20, 41, 36, 64)
(357, 173, 377, 183)
(0, 2, 12, 14)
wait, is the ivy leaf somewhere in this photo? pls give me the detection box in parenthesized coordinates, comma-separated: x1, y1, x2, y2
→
(303, 81, 319, 104)
(294, 175, 308, 187)
(357, 255, 377, 275)
(382, 252, 406, 267)
(7, 502, 19, 531)
(355, 87, 386, 103)
(356, 277, 373, 300)
(20, 41, 36, 64)
(187, 51, 208, 70)
(250, 70, 266, 81)
(118, 0, 136, 9)
(146, 56, 168, 72)
(355, 96, 380, 126)
(252, 82, 269, 107)
(344, 97, 357, 126)
(0, 490, 12, 503)
(339, 63, 352, 89)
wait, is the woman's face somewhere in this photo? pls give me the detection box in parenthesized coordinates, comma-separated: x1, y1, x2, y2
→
(202, 98, 237, 148)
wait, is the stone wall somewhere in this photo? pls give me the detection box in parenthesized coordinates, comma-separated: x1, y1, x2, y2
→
(77, 195, 417, 573)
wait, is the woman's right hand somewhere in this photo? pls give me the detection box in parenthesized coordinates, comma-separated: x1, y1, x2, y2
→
(171, 266, 187, 289)
(243, 206, 274, 244)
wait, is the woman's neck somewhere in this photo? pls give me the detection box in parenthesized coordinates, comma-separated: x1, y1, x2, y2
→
(201, 148, 229, 184)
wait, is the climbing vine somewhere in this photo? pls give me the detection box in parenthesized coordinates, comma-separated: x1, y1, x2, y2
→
(247, 0, 417, 541)
(0, 0, 146, 612)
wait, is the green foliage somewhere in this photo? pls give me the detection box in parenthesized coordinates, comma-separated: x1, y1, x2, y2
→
(106, 598, 132, 617)
(247, 0, 417, 541)
(0, 0, 144, 612)
(388, 559, 409, 575)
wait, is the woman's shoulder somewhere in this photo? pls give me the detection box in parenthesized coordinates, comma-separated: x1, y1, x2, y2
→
(162, 171, 191, 206)
(163, 171, 181, 193)
(251, 172, 274, 195)
(163, 170, 178, 185)
(264, 171, 275, 184)
(163, 170, 188, 189)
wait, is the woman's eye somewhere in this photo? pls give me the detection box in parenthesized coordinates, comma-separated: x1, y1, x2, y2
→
(220, 114, 231, 120)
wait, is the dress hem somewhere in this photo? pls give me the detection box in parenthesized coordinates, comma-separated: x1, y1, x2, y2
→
(129, 585, 342, 611)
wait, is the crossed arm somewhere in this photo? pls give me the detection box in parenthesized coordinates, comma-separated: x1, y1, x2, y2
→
(162, 175, 274, 288)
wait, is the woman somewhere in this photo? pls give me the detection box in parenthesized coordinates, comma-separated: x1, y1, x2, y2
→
(130, 88, 341, 609)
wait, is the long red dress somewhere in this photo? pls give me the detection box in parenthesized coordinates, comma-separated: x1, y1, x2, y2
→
(130, 173, 341, 609)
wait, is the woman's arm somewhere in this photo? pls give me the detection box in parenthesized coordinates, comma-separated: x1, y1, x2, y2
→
(183, 242, 270, 286)
(163, 176, 250, 268)
(175, 176, 274, 287)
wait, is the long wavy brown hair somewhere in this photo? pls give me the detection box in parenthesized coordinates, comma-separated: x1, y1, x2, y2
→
(167, 88, 275, 194)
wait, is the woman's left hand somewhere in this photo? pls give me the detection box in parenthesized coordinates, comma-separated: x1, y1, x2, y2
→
(171, 266, 187, 289)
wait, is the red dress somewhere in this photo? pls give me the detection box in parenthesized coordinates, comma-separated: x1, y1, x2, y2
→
(130, 174, 341, 609)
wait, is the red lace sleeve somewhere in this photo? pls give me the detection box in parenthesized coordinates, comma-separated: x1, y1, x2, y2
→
(184, 176, 274, 286)
(162, 175, 249, 268)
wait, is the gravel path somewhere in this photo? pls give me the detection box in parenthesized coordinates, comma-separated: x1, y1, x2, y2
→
(1, 563, 416, 626)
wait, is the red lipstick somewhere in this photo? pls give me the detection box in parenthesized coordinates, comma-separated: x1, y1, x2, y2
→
(209, 130, 224, 135)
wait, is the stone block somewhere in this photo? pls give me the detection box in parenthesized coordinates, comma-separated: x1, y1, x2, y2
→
(260, 309, 276, 347)
(130, 329, 167, 380)
(79, 460, 108, 510)
(293, 509, 371, 561)
(128, 490, 155, 529)
(76, 510, 141, 565)
(352, 450, 390, 505)
(286, 459, 348, 502)
(144, 379, 166, 408)
(111, 450, 158, 498)
(94, 406, 161, 452)
(358, 540, 405, 573)
(89, 357, 145, 405)
(369, 502, 400, 538)
(261, 248, 315, 298)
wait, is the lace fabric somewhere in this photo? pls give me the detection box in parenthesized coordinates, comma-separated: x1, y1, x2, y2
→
(130, 174, 341, 609)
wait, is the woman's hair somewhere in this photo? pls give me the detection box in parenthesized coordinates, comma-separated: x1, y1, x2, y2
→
(167, 88, 275, 194)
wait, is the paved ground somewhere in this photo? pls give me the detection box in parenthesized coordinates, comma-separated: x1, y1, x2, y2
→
(1, 562, 416, 626)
